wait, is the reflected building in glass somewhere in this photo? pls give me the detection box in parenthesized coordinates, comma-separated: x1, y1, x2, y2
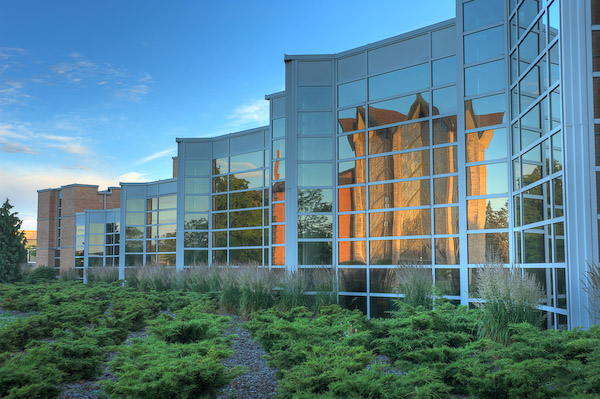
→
(43, 0, 600, 329)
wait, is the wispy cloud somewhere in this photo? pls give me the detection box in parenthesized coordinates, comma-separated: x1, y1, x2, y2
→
(228, 99, 269, 127)
(0, 122, 92, 156)
(0, 47, 27, 59)
(115, 83, 151, 102)
(0, 80, 33, 105)
(118, 172, 147, 183)
(135, 147, 175, 165)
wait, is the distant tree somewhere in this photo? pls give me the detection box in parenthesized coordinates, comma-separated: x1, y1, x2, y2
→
(0, 199, 27, 282)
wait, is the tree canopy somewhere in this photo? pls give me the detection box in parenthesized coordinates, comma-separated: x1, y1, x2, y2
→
(0, 199, 27, 283)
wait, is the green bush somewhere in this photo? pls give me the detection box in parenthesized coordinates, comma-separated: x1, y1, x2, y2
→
(23, 267, 57, 284)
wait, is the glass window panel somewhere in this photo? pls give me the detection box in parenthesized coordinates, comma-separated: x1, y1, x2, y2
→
(212, 194, 227, 211)
(298, 215, 333, 239)
(212, 249, 227, 264)
(465, 60, 505, 97)
(125, 254, 143, 266)
(88, 235, 104, 246)
(272, 159, 285, 180)
(338, 79, 365, 108)
(298, 87, 332, 110)
(212, 176, 228, 193)
(339, 295, 367, 314)
(549, 43, 559, 85)
(272, 246, 285, 266)
(432, 56, 456, 86)
(229, 209, 263, 229)
(158, 195, 176, 210)
(433, 146, 458, 175)
(184, 232, 208, 248)
(229, 249, 262, 265)
(230, 151, 263, 172)
(435, 238, 460, 265)
(369, 121, 429, 155)
(338, 268, 366, 292)
(213, 157, 228, 175)
(126, 212, 144, 226)
(369, 209, 431, 237)
(229, 229, 262, 247)
(548, 0, 559, 41)
(272, 203, 285, 223)
(338, 107, 366, 133)
(158, 210, 176, 225)
(157, 224, 176, 239)
(466, 163, 508, 196)
(126, 199, 144, 212)
(298, 112, 333, 135)
(338, 241, 367, 265)
(184, 214, 208, 230)
(185, 159, 210, 176)
(369, 239, 432, 265)
(229, 189, 262, 210)
(338, 160, 366, 186)
(185, 195, 208, 212)
(212, 231, 227, 247)
(510, 50, 518, 84)
(272, 224, 285, 245)
(89, 223, 104, 234)
(272, 139, 285, 159)
(550, 88, 561, 129)
(184, 250, 208, 265)
(298, 242, 332, 265)
(298, 138, 332, 161)
(465, 128, 507, 163)
(433, 86, 457, 114)
(464, 26, 504, 64)
(433, 116, 457, 145)
(369, 269, 400, 293)
(298, 188, 333, 212)
(229, 171, 263, 191)
(272, 181, 285, 201)
(370, 180, 431, 209)
(551, 131, 562, 173)
(467, 232, 509, 264)
(368, 150, 429, 182)
(593, 32, 600, 72)
(520, 66, 543, 112)
(522, 144, 544, 187)
(338, 214, 366, 239)
(518, 0, 540, 34)
(368, 63, 429, 101)
(554, 222, 565, 263)
(369, 92, 430, 128)
(523, 226, 551, 263)
(298, 163, 333, 186)
(125, 226, 143, 239)
(463, 0, 504, 31)
(272, 118, 285, 138)
(338, 186, 366, 212)
(125, 241, 142, 253)
(435, 268, 460, 295)
(519, 27, 541, 73)
(434, 207, 459, 234)
(185, 177, 209, 194)
(433, 176, 458, 204)
(465, 94, 506, 130)
(467, 197, 509, 230)
(339, 132, 366, 159)
(553, 177, 563, 218)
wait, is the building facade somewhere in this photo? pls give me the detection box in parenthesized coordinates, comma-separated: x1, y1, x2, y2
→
(38, 0, 600, 328)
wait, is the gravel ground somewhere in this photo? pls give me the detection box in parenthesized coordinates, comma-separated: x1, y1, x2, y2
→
(217, 315, 279, 399)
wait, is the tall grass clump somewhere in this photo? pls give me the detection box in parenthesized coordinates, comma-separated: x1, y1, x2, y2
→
(311, 267, 338, 312)
(87, 267, 119, 284)
(125, 266, 177, 292)
(582, 261, 600, 323)
(218, 265, 241, 313)
(239, 265, 276, 317)
(278, 271, 307, 310)
(23, 266, 57, 284)
(177, 266, 222, 293)
(395, 264, 434, 309)
(474, 261, 544, 345)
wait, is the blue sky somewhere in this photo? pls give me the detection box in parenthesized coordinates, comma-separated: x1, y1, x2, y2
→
(0, 0, 455, 229)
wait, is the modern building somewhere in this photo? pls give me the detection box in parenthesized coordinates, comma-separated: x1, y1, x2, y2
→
(37, 0, 600, 328)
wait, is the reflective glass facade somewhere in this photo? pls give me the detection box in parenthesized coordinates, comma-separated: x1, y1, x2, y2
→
(72, 0, 600, 328)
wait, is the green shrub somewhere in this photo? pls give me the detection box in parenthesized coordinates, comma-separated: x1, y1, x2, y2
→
(23, 266, 57, 284)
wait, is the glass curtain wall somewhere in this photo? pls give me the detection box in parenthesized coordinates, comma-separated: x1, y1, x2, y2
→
(508, 0, 566, 329)
(271, 95, 286, 270)
(183, 156, 210, 266)
(591, 0, 600, 263)
(75, 213, 85, 278)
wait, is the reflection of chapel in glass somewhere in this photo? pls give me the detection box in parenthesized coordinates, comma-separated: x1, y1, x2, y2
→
(36, 0, 600, 329)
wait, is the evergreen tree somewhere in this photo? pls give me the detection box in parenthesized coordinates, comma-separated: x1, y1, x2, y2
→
(0, 199, 27, 282)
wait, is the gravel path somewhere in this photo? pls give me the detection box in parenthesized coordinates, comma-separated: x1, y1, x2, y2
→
(217, 315, 279, 399)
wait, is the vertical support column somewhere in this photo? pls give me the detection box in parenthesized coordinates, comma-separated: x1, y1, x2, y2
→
(285, 59, 298, 273)
(562, 0, 596, 328)
(118, 185, 126, 281)
(176, 140, 185, 271)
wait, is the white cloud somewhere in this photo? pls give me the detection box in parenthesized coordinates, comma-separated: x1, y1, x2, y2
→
(228, 99, 269, 127)
(0, 141, 37, 154)
(0, 122, 92, 156)
(0, 47, 26, 59)
(118, 172, 146, 183)
(115, 84, 151, 102)
(135, 147, 176, 165)
(46, 141, 90, 155)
